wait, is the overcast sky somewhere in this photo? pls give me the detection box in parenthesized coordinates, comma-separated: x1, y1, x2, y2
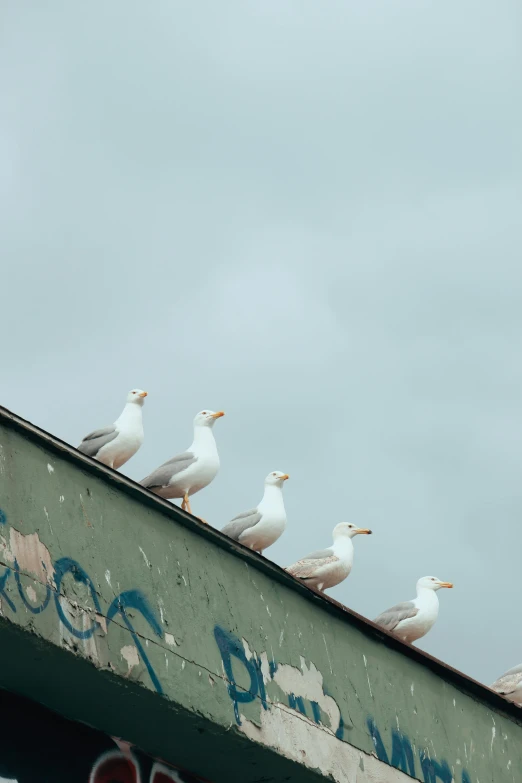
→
(1, 1, 521, 687)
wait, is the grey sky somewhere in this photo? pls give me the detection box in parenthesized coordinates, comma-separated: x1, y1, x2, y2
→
(1, 1, 521, 687)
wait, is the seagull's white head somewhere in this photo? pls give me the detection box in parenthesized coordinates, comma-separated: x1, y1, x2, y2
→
(332, 522, 372, 540)
(194, 410, 225, 428)
(264, 471, 290, 487)
(417, 576, 453, 591)
(127, 389, 148, 405)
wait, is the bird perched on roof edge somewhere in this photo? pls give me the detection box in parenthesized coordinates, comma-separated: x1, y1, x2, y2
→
(140, 409, 224, 518)
(285, 522, 372, 592)
(77, 388, 147, 470)
(221, 471, 289, 554)
(490, 664, 522, 706)
(373, 576, 453, 644)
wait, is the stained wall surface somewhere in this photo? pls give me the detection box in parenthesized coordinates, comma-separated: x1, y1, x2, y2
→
(0, 408, 520, 783)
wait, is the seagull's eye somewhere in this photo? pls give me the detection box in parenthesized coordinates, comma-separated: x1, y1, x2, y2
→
(202, 411, 207, 415)
(431, 578, 436, 581)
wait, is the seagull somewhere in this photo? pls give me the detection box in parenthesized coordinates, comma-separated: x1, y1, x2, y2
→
(285, 522, 372, 592)
(140, 409, 224, 516)
(77, 389, 147, 469)
(490, 664, 522, 706)
(221, 471, 289, 554)
(373, 576, 453, 644)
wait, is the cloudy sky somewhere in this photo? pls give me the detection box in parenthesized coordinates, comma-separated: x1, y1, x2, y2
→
(1, 1, 521, 686)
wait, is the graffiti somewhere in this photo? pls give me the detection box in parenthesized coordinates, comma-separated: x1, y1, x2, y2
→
(0, 516, 164, 694)
(215, 625, 479, 783)
(89, 750, 206, 783)
(214, 625, 345, 739)
(0, 689, 208, 783)
(107, 590, 164, 695)
(367, 717, 472, 783)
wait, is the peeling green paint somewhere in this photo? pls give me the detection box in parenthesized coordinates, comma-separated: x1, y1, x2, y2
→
(0, 410, 521, 783)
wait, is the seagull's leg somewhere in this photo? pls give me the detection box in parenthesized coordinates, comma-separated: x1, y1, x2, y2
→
(185, 495, 193, 515)
(182, 493, 189, 511)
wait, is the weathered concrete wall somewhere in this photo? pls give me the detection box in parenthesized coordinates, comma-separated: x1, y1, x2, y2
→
(0, 408, 520, 783)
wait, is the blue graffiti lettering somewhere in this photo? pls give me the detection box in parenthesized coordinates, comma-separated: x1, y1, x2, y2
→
(0, 511, 164, 695)
(310, 700, 321, 723)
(54, 557, 102, 639)
(0, 566, 16, 613)
(214, 624, 346, 738)
(369, 717, 472, 783)
(288, 693, 307, 716)
(213, 625, 261, 725)
(107, 589, 164, 695)
(420, 750, 453, 783)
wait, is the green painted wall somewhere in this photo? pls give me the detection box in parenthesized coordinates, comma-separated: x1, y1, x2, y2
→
(0, 409, 520, 783)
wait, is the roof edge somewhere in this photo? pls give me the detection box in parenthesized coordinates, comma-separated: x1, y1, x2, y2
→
(0, 404, 519, 725)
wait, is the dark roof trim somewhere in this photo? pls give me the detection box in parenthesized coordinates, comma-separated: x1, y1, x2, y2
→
(1, 404, 520, 725)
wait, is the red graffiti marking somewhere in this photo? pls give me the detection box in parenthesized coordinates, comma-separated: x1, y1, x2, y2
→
(89, 750, 141, 783)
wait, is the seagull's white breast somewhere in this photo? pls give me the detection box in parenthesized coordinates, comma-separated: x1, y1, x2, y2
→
(395, 592, 440, 644)
(97, 405, 144, 469)
(239, 485, 287, 551)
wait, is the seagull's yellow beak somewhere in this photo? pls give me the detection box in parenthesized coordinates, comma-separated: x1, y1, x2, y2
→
(212, 411, 225, 419)
(439, 581, 453, 588)
(280, 474, 290, 481)
(139, 391, 148, 398)
(358, 528, 372, 535)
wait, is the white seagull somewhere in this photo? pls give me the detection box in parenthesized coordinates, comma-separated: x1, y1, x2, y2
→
(285, 522, 372, 592)
(77, 389, 147, 469)
(490, 664, 522, 706)
(373, 576, 453, 644)
(221, 471, 289, 554)
(140, 409, 224, 516)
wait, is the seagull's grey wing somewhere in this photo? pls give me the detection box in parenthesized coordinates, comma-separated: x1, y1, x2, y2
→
(285, 548, 338, 580)
(221, 509, 262, 541)
(140, 452, 197, 490)
(77, 426, 118, 457)
(374, 601, 418, 632)
(491, 663, 522, 694)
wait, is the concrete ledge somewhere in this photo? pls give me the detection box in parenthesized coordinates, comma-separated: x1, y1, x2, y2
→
(0, 405, 520, 783)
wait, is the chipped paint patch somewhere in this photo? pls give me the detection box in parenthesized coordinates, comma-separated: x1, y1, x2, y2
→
(4, 528, 55, 585)
(95, 613, 108, 635)
(47, 463, 54, 474)
(59, 495, 65, 503)
(273, 657, 343, 734)
(239, 705, 411, 783)
(165, 633, 178, 647)
(26, 585, 37, 603)
(138, 546, 151, 568)
(105, 570, 112, 588)
(158, 597, 165, 624)
(242, 638, 253, 661)
(121, 644, 140, 675)
(363, 654, 373, 699)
